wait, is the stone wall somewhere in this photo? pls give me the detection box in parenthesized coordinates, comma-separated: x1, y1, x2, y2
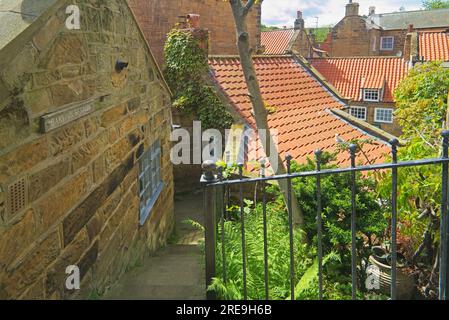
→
(0, 0, 174, 299)
(127, 0, 262, 66)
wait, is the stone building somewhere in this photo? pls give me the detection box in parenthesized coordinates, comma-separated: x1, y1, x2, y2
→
(0, 0, 174, 299)
(127, 0, 262, 66)
(260, 11, 327, 58)
(320, 1, 449, 58)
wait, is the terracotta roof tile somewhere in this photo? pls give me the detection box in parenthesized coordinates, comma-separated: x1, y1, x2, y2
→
(310, 57, 408, 102)
(419, 32, 449, 62)
(261, 29, 296, 55)
(208, 56, 390, 167)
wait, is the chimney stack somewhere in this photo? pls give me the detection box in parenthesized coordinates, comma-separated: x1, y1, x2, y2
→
(369, 6, 376, 15)
(186, 14, 201, 29)
(294, 10, 305, 30)
(404, 24, 418, 65)
(345, 1, 360, 17)
(183, 14, 209, 54)
(407, 24, 414, 33)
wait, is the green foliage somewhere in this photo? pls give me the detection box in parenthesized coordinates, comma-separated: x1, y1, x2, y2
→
(164, 29, 233, 129)
(306, 27, 333, 43)
(210, 153, 386, 300)
(394, 62, 449, 145)
(261, 24, 281, 31)
(423, 0, 449, 9)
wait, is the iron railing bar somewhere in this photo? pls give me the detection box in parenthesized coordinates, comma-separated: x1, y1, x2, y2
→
(315, 150, 324, 300)
(390, 139, 399, 300)
(218, 167, 227, 285)
(261, 159, 270, 300)
(286, 155, 295, 300)
(205, 158, 449, 187)
(238, 164, 248, 300)
(349, 145, 358, 300)
(440, 131, 449, 300)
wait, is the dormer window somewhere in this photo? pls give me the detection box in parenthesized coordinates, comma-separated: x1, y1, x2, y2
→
(380, 36, 394, 51)
(363, 89, 380, 102)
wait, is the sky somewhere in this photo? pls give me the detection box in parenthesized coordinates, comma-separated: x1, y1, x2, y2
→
(262, 0, 424, 28)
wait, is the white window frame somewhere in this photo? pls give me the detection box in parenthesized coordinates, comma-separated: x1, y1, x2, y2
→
(363, 89, 380, 102)
(349, 106, 367, 120)
(374, 108, 394, 124)
(139, 140, 163, 225)
(380, 36, 394, 51)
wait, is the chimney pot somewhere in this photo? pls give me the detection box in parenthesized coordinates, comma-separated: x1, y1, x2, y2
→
(408, 24, 414, 33)
(369, 6, 376, 15)
(186, 14, 200, 29)
(297, 11, 303, 19)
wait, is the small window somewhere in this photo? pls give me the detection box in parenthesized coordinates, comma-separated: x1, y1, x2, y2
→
(375, 108, 394, 123)
(139, 140, 163, 225)
(380, 36, 394, 51)
(363, 89, 380, 102)
(350, 106, 367, 120)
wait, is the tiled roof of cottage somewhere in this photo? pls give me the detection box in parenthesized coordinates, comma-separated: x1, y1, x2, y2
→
(208, 55, 390, 166)
(261, 29, 296, 55)
(419, 32, 449, 62)
(310, 57, 408, 102)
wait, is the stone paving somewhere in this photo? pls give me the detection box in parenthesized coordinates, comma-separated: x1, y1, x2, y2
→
(104, 191, 205, 300)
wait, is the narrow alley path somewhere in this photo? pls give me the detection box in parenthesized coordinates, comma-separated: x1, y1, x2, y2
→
(104, 191, 205, 300)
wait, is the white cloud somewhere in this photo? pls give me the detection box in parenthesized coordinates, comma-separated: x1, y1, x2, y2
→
(262, 0, 423, 28)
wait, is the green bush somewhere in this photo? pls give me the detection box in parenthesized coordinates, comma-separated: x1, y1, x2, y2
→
(210, 153, 387, 300)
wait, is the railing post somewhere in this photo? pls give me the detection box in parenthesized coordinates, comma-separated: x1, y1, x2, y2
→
(315, 149, 324, 300)
(201, 160, 218, 300)
(349, 144, 358, 300)
(440, 131, 449, 300)
(390, 138, 399, 300)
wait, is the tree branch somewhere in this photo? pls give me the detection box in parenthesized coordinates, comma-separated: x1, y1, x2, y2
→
(242, 0, 256, 16)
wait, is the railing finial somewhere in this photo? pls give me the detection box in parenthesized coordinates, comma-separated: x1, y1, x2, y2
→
(285, 154, 293, 174)
(202, 160, 217, 182)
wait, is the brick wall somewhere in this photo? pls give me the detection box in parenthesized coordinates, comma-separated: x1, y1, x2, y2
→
(127, 0, 262, 66)
(0, 0, 174, 299)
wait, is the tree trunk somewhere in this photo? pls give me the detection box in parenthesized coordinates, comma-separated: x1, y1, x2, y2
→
(228, 0, 305, 228)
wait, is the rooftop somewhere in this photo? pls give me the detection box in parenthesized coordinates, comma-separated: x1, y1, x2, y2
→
(310, 57, 408, 102)
(368, 8, 449, 30)
(261, 29, 296, 55)
(419, 31, 449, 62)
(208, 55, 390, 166)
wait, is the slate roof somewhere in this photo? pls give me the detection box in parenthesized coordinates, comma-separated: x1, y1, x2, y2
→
(419, 32, 449, 62)
(208, 55, 390, 166)
(261, 29, 296, 55)
(310, 57, 408, 102)
(368, 8, 449, 31)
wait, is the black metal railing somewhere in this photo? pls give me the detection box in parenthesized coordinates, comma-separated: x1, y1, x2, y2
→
(201, 132, 449, 300)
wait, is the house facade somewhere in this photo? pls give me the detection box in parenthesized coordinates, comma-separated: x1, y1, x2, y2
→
(310, 57, 408, 136)
(128, 0, 262, 66)
(0, 0, 174, 299)
(320, 1, 449, 58)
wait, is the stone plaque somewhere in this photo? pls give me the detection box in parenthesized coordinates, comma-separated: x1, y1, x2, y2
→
(40, 99, 95, 133)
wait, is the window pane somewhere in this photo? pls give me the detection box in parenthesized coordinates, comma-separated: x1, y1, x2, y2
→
(375, 108, 393, 123)
(350, 107, 366, 120)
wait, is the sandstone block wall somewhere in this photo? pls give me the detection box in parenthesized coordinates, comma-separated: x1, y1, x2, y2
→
(0, 0, 174, 299)
(127, 0, 262, 66)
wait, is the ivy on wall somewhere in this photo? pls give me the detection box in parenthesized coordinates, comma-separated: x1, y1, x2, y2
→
(164, 29, 233, 130)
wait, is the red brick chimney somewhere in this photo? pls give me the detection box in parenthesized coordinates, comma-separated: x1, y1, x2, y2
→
(182, 14, 209, 54)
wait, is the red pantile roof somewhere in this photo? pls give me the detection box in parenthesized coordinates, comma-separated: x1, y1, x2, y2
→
(310, 57, 408, 102)
(261, 29, 296, 55)
(419, 32, 449, 62)
(208, 55, 390, 166)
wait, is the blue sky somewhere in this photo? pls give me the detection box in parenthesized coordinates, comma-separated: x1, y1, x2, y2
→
(262, 0, 424, 28)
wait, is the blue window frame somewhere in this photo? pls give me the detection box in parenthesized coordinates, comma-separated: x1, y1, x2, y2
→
(139, 140, 163, 225)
